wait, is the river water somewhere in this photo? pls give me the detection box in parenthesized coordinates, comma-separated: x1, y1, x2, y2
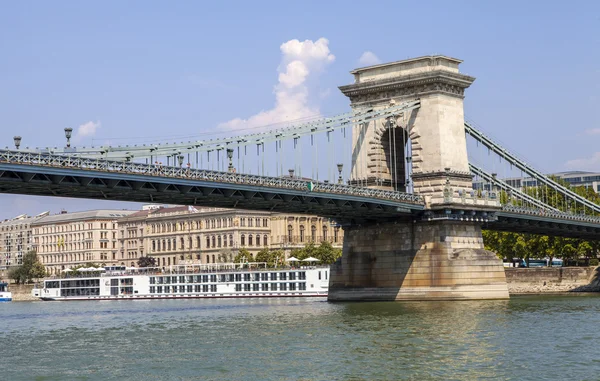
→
(1, 296, 600, 381)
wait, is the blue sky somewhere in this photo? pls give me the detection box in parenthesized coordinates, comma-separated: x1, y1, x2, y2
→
(0, 0, 599, 219)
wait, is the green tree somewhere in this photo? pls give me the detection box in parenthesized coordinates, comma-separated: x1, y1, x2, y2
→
(255, 248, 278, 267)
(138, 256, 157, 268)
(315, 241, 342, 264)
(8, 250, 46, 284)
(233, 248, 252, 264)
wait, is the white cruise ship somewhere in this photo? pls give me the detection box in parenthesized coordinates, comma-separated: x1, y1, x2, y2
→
(31, 263, 329, 301)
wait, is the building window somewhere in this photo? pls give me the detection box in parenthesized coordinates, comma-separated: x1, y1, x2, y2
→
(256, 235, 261, 247)
(241, 234, 245, 246)
(334, 228, 339, 243)
(229, 235, 234, 247)
(311, 225, 316, 242)
(248, 235, 253, 246)
(264, 235, 268, 246)
(323, 226, 328, 240)
(299, 225, 305, 243)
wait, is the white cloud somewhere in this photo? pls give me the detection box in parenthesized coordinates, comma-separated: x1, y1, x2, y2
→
(219, 38, 335, 131)
(565, 152, 600, 171)
(358, 51, 381, 67)
(584, 128, 600, 135)
(73, 121, 101, 143)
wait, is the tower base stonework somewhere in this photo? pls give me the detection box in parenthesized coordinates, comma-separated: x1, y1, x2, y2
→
(328, 220, 509, 301)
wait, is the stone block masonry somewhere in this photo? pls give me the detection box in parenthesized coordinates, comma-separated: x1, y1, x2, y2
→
(506, 267, 600, 294)
(328, 220, 509, 301)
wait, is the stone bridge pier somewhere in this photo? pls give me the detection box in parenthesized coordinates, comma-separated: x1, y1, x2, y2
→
(329, 56, 509, 301)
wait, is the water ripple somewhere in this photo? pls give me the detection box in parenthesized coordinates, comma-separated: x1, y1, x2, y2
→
(2, 296, 600, 380)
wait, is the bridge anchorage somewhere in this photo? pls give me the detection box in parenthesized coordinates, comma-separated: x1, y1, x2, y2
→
(3, 55, 600, 301)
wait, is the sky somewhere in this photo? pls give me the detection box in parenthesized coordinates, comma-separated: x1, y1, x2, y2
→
(0, 0, 599, 220)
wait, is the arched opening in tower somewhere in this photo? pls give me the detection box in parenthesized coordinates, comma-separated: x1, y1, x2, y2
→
(380, 127, 410, 192)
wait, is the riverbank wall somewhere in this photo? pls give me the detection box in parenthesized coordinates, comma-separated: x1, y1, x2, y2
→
(9, 284, 36, 301)
(506, 267, 600, 294)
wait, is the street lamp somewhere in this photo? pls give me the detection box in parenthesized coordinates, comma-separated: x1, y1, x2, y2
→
(337, 163, 343, 184)
(13, 136, 21, 150)
(288, 169, 295, 178)
(178, 154, 184, 167)
(64, 128, 73, 148)
(227, 148, 234, 173)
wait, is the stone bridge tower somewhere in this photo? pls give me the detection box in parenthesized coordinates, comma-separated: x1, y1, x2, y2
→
(329, 56, 508, 301)
(339, 55, 475, 204)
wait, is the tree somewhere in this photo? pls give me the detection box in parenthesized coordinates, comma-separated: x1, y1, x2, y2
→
(315, 241, 342, 264)
(8, 250, 45, 284)
(233, 248, 252, 264)
(255, 248, 276, 267)
(218, 249, 235, 263)
(138, 256, 157, 268)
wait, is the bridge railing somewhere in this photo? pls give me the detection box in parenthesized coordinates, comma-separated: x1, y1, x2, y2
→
(0, 149, 424, 205)
(501, 205, 600, 224)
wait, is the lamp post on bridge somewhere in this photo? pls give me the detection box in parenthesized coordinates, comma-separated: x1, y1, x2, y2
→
(178, 154, 184, 167)
(64, 128, 73, 148)
(337, 163, 343, 184)
(13, 136, 21, 150)
(227, 148, 234, 173)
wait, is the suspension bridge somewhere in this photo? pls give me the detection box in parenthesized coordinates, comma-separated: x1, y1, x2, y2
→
(1, 55, 598, 301)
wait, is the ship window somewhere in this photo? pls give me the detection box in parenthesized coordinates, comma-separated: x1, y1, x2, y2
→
(235, 274, 242, 282)
(261, 273, 268, 281)
(244, 284, 251, 291)
(289, 283, 296, 291)
(270, 273, 277, 281)
(261, 283, 268, 291)
(157, 286, 163, 293)
(318, 271, 321, 280)
(325, 271, 328, 280)
(210, 275, 217, 283)
(194, 285, 201, 292)
(279, 283, 287, 291)
(150, 277, 156, 285)
(299, 283, 306, 290)
(187, 285, 192, 293)
(210, 285, 217, 292)
(235, 284, 242, 292)
(253, 273, 260, 281)
(299, 272, 306, 280)
(179, 276, 185, 283)
(202, 285, 208, 292)
(202, 275, 208, 283)
(253, 283, 259, 291)
(244, 274, 250, 282)
(289, 272, 296, 280)
(279, 272, 287, 280)
(150, 286, 156, 293)
(179, 286, 185, 293)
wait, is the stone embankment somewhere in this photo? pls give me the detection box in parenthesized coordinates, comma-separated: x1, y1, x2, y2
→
(9, 284, 36, 301)
(506, 267, 600, 294)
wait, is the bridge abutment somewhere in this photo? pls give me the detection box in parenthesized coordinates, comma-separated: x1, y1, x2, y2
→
(328, 220, 509, 301)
